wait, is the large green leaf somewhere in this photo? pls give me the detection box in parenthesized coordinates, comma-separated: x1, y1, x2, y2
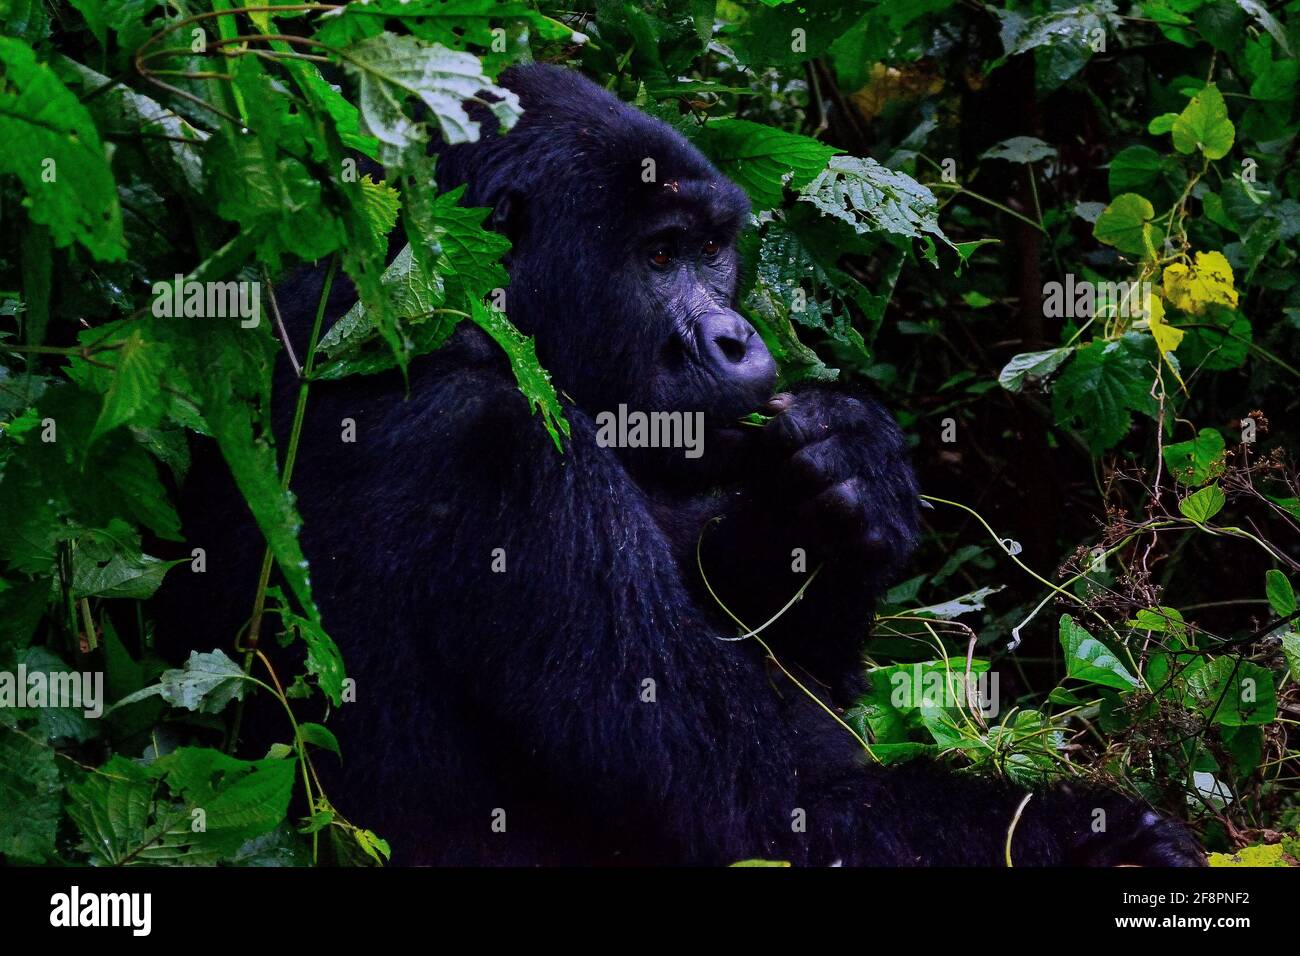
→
(1171, 83, 1235, 160)
(697, 119, 839, 210)
(1050, 334, 1158, 452)
(0, 37, 124, 260)
(341, 32, 521, 159)
(1059, 614, 1140, 690)
(0, 727, 61, 862)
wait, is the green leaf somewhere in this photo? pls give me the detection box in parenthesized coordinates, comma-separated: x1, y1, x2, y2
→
(1208, 844, 1290, 868)
(741, 206, 900, 369)
(89, 331, 166, 444)
(1107, 145, 1185, 202)
(1059, 614, 1141, 690)
(730, 859, 792, 867)
(997, 347, 1072, 392)
(470, 300, 570, 452)
(1162, 427, 1225, 485)
(798, 155, 950, 250)
(342, 32, 521, 158)
(0, 727, 61, 862)
(1171, 83, 1235, 160)
(1178, 482, 1226, 522)
(1282, 633, 1300, 681)
(1147, 112, 1179, 134)
(1183, 657, 1275, 726)
(1265, 569, 1296, 618)
(697, 119, 839, 210)
(298, 722, 342, 757)
(0, 37, 125, 260)
(159, 747, 296, 834)
(112, 649, 247, 716)
(1051, 334, 1158, 452)
(1094, 193, 1157, 258)
(980, 136, 1057, 164)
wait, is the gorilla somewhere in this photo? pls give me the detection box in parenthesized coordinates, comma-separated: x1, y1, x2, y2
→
(169, 64, 1204, 866)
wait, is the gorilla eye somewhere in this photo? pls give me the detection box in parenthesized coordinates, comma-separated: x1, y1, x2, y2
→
(702, 239, 721, 258)
(650, 248, 672, 268)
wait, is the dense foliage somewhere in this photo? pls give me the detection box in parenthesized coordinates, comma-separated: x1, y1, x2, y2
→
(1, 0, 1297, 866)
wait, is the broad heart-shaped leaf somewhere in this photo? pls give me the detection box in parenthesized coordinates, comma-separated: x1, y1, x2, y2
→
(696, 119, 840, 210)
(1183, 658, 1275, 726)
(470, 300, 570, 452)
(980, 136, 1057, 164)
(1265, 569, 1296, 618)
(798, 155, 950, 251)
(1050, 333, 1158, 452)
(1171, 83, 1235, 160)
(997, 347, 1072, 392)
(0, 37, 124, 260)
(1094, 193, 1157, 258)
(1162, 251, 1238, 314)
(1162, 427, 1226, 486)
(341, 32, 520, 157)
(1178, 482, 1226, 522)
(1059, 614, 1140, 690)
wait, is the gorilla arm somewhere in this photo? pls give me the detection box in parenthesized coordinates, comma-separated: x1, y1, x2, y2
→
(414, 360, 1200, 865)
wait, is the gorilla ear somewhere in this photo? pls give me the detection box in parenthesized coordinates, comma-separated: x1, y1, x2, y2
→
(489, 188, 526, 243)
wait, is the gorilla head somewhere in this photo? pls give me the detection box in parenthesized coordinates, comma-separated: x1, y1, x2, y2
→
(436, 65, 777, 437)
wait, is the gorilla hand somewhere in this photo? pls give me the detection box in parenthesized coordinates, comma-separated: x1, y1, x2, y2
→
(762, 388, 920, 573)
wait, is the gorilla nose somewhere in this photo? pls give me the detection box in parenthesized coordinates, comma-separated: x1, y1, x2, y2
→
(698, 312, 776, 390)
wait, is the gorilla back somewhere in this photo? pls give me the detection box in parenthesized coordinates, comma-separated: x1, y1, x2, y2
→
(165, 65, 1203, 866)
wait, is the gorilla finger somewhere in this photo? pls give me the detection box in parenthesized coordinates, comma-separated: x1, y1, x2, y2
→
(798, 477, 867, 528)
(766, 400, 832, 450)
(786, 437, 855, 490)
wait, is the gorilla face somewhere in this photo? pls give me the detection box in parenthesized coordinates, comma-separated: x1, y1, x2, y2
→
(633, 184, 776, 423)
(436, 65, 777, 441)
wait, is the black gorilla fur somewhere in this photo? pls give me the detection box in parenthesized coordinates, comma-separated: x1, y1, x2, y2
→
(167, 65, 1203, 866)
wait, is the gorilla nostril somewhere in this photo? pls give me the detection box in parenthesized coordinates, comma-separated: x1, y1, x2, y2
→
(713, 334, 747, 364)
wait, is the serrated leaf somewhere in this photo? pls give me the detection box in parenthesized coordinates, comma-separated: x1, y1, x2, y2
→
(0, 37, 125, 260)
(357, 175, 400, 244)
(341, 32, 521, 157)
(799, 155, 949, 248)
(0, 727, 61, 862)
(88, 331, 166, 444)
(470, 300, 570, 452)
(1051, 334, 1157, 452)
(112, 649, 247, 716)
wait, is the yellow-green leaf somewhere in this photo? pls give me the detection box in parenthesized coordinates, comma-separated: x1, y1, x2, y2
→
(1171, 83, 1235, 160)
(1162, 251, 1238, 314)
